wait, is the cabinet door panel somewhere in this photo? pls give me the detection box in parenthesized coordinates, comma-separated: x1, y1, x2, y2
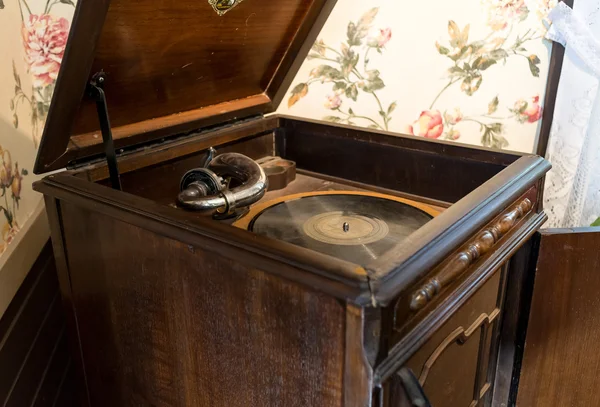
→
(517, 229, 600, 407)
(381, 266, 507, 407)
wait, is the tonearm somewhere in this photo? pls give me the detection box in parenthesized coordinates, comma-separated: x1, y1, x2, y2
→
(177, 148, 268, 217)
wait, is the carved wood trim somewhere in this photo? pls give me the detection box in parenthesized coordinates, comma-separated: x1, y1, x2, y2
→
(418, 309, 500, 386)
(410, 198, 532, 311)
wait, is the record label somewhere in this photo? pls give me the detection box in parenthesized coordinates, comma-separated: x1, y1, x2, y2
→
(303, 211, 389, 245)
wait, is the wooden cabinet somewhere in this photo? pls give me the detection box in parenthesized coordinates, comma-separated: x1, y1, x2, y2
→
(36, 118, 549, 407)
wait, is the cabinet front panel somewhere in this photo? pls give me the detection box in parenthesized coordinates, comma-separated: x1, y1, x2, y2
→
(381, 266, 507, 407)
(58, 201, 346, 407)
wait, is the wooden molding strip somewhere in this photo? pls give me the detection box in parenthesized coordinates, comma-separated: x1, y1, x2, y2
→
(410, 198, 532, 311)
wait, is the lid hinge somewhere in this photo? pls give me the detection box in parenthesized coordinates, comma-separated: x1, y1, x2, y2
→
(86, 71, 122, 190)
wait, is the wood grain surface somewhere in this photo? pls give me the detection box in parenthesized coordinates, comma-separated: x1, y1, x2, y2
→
(517, 228, 600, 407)
(59, 201, 347, 406)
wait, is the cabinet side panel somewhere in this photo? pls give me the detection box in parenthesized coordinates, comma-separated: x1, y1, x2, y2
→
(59, 201, 346, 407)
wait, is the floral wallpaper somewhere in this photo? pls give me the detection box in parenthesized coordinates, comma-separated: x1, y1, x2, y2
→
(0, 0, 75, 311)
(279, 0, 556, 153)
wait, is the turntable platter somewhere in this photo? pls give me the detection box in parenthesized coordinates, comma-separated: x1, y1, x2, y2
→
(234, 192, 437, 265)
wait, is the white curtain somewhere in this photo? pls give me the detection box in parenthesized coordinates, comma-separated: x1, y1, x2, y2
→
(543, 0, 600, 228)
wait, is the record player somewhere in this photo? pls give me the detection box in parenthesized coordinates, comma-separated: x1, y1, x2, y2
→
(31, 0, 591, 406)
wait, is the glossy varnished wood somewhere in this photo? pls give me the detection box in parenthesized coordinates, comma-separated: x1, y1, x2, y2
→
(516, 228, 600, 407)
(535, 0, 573, 157)
(0, 242, 75, 407)
(33, 115, 554, 406)
(59, 201, 346, 406)
(409, 198, 533, 311)
(379, 268, 505, 407)
(374, 208, 547, 384)
(110, 133, 274, 205)
(35, 0, 337, 173)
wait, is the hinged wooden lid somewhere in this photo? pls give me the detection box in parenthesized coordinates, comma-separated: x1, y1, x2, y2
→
(34, 0, 336, 174)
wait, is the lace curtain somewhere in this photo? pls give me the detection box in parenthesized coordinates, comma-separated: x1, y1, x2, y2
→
(543, 0, 600, 227)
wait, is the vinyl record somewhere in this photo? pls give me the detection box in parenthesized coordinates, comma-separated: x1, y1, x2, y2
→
(246, 193, 434, 265)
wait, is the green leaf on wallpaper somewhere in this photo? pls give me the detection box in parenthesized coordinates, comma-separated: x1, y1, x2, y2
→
(489, 123, 503, 133)
(21, 168, 28, 176)
(469, 41, 485, 53)
(448, 66, 464, 75)
(288, 82, 308, 108)
(488, 96, 499, 114)
(333, 81, 347, 92)
(341, 49, 359, 77)
(448, 21, 461, 47)
(312, 39, 326, 56)
(387, 102, 397, 115)
(435, 41, 450, 55)
(60, 0, 75, 5)
(368, 124, 379, 129)
(361, 71, 385, 92)
(591, 217, 600, 227)
(473, 57, 496, 71)
(313, 65, 344, 81)
(378, 110, 386, 118)
(12, 61, 20, 87)
(356, 8, 378, 36)
(462, 62, 471, 71)
(460, 73, 482, 96)
(519, 6, 530, 21)
(323, 116, 343, 123)
(12, 114, 18, 129)
(345, 84, 358, 101)
(481, 123, 508, 149)
(347, 22, 360, 46)
(489, 49, 509, 60)
(460, 24, 470, 47)
(528, 58, 540, 77)
(348, 108, 354, 115)
(347, 8, 379, 46)
(366, 70, 380, 80)
(448, 21, 469, 49)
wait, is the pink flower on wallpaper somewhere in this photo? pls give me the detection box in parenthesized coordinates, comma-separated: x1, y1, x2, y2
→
(409, 110, 444, 139)
(324, 94, 342, 110)
(368, 28, 392, 48)
(484, 0, 529, 31)
(513, 95, 542, 123)
(21, 14, 69, 88)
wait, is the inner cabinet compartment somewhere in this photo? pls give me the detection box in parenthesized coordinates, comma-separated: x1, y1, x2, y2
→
(81, 116, 521, 214)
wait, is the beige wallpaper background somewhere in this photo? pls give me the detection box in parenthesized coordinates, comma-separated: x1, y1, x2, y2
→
(0, 0, 76, 316)
(278, 0, 556, 154)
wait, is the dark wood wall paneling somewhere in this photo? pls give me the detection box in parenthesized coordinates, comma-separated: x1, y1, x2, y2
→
(0, 241, 77, 407)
